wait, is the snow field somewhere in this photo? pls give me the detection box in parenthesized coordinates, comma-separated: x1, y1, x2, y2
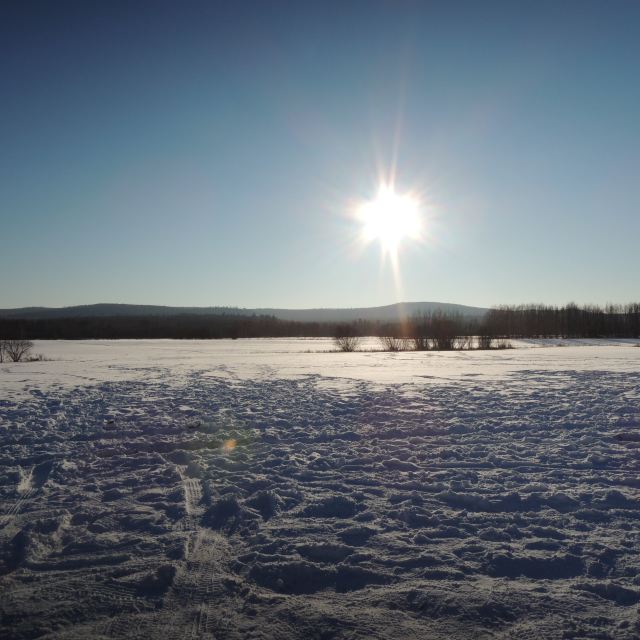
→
(1, 339, 639, 638)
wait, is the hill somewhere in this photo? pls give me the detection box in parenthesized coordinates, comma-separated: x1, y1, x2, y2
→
(0, 302, 488, 322)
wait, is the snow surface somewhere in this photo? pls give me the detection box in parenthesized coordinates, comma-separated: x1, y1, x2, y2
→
(1, 339, 640, 638)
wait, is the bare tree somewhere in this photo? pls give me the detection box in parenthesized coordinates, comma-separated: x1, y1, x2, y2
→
(379, 336, 411, 352)
(335, 335, 360, 352)
(334, 324, 360, 352)
(430, 312, 458, 351)
(2, 339, 33, 362)
(408, 313, 430, 351)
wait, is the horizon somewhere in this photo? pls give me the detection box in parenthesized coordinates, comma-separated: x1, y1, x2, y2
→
(2, 1, 639, 308)
(4, 299, 485, 311)
(4, 298, 640, 313)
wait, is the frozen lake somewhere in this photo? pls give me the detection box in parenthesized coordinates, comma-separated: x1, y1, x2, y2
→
(1, 339, 639, 639)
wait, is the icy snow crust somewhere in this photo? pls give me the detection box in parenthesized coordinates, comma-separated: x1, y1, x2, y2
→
(1, 339, 639, 639)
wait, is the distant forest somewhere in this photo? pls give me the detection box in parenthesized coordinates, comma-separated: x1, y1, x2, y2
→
(482, 303, 640, 339)
(0, 303, 639, 341)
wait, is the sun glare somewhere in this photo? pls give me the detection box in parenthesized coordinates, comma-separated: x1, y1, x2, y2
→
(358, 184, 422, 254)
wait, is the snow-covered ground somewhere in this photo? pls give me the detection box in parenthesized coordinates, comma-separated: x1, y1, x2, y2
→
(1, 339, 639, 639)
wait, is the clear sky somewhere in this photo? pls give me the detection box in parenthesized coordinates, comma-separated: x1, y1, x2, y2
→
(2, 0, 639, 309)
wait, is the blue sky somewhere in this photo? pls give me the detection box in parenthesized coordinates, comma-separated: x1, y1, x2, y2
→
(2, 0, 639, 309)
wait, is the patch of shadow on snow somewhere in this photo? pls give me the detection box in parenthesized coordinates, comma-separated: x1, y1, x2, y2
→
(0, 530, 30, 575)
(574, 581, 640, 606)
(244, 490, 282, 521)
(335, 565, 390, 592)
(248, 560, 391, 594)
(203, 494, 241, 527)
(382, 459, 420, 472)
(486, 552, 584, 579)
(404, 588, 462, 619)
(302, 495, 359, 518)
(136, 564, 177, 597)
(249, 561, 336, 594)
(337, 525, 378, 546)
(202, 494, 259, 532)
(297, 543, 353, 563)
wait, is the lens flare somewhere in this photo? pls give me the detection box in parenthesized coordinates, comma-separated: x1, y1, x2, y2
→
(222, 438, 237, 452)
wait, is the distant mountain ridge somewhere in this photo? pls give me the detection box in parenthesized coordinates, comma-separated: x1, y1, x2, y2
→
(0, 302, 488, 323)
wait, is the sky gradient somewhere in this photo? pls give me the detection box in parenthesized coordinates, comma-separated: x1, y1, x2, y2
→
(2, 0, 639, 309)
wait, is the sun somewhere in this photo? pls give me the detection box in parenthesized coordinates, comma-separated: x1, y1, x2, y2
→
(357, 183, 422, 254)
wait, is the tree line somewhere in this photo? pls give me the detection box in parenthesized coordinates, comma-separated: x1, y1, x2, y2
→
(0, 303, 638, 343)
(0, 314, 329, 340)
(481, 303, 640, 339)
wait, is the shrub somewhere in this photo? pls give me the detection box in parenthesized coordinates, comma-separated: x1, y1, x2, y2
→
(429, 312, 458, 351)
(412, 336, 430, 351)
(334, 323, 360, 352)
(379, 336, 411, 352)
(0, 339, 34, 362)
(455, 336, 473, 350)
